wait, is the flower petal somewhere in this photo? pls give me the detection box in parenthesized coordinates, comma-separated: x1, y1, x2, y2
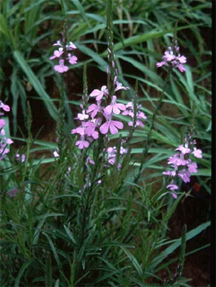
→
(104, 105, 113, 115)
(112, 121, 123, 129)
(109, 123, 118, 134)
(100, 122, 109, 134)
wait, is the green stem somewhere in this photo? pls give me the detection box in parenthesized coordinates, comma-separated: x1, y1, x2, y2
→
(134, 71, 171, 184)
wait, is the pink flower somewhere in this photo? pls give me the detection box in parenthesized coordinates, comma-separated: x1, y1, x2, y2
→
(50, 49, 64, 60)
(53, 151, 59, 158)
(104, 96, 126, 115)
(156, 61, 167, 68)
(77, 110, 89, 121)
(178, 170, 191, 183)
(0, 119, 6, 129)
(0, 145, 9, 160)
(117, 163, 122, 170)
(66, 42, 77, 50)
(71, 126, 85, 136)
(128, 120, 144, 128)
(192, 148, 202, 158)
(0, 129, 5, 135)
(54, 59, 69, 73)
(0, 101, 10, 112)
(167, 182, 178, 199)
(86, 156, 95, 165)
(163, 170, 176, 177)
(167, 183, 178, 191)
(67, 54, 78, 64)
(107, 147, 117, 165)
(75, 136, 89, 149)
(137, 111, 147, 120)
(122, 101, 146, 128)
(120, 146, 127, 154)
(114, 81, 129, 92)
(188, 162, 197, 173)
(163, 50, 175, 61)
(157, 46, 187, 72)
(168, 153, 188, 167)
(16, 153, 25, 162)
(7, 188, 18, 198)
(90, 86, 108, 101)
(176, 64, 186, 73)
(170, 192, 178, 199)
(87, 102, 102, 118)
(100, 115, 123, 135)
(178, 55, 187, 64)
(5, 138, 13, 145)
(53, 40, 62, 47)
(175, 144, 191, 154)
(83, 120, 99, 139)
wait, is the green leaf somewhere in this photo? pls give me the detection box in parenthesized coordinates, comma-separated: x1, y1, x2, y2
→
(0, 13, 9, 35)
(64, 225, 77, 246)
(150, 221, 210, 269)
(117, 55, 164, 86)
(120, 246, 143, 278)
(179, 224, 187, 274)
(13, 51, 58, 121)
(76, 43, 107, 70)
(43, 232, 62, 272)
(71, 0, 91, 28)
(14, 259, 34, 287)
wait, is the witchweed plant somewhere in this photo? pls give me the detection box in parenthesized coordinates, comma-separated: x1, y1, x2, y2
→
(0, 0, 211, 286)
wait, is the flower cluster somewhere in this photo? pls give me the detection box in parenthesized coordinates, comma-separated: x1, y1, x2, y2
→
(50, 40, 78, 73)
(15, 153, 26, 163)
(122, 101, 147, 127)
(163, 136, 202, 198)
(157, 45, 187, 73)
(0, 101, 13, 161)
(72, 80, 147, 150)
(105, 145, 127, 170)
(7, 188, 18, 198)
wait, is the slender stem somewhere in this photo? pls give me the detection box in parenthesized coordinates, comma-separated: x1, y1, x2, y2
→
(134, 71, 171, 184)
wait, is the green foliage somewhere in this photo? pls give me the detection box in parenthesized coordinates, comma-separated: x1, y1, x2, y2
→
(0, 0, 211, 285)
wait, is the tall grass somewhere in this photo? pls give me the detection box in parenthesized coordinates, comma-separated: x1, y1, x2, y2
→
(0, 1, 211, 285)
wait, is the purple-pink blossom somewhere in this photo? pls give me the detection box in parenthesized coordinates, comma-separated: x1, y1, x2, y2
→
(163, 135, 202, 193)
(90, 86, 108, 101)
(167, 183, 178, 191)
(83, 120, 99, 139)
(0, 119, 6, 129)
(86, 156, 95, 165)
(1, 102, 13, 161)
(7, 188, 19, 198)
(192, 148, 202, 158)
(122, 101, 147, 128)
(77, 110, 89, 121)
(156, 46, 187, 73)
(50, 40, 78, 73)
(75, 136, 89, 149)
(54, 59, 69, 73)
(53, 151, 59, 158)
(15, 153, 25, 162)
(104, 96, 126, 115)
(100, 114, 123, 135)
(87, 102, 102, 118)
(0, 101, 10, 112)
(67, 54, 78, 64)
(114, 81, 129, 92)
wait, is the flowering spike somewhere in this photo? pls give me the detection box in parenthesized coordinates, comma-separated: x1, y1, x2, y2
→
(163, 133, 202, 197)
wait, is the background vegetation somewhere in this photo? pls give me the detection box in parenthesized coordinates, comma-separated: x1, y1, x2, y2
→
(0, 0, 211, 286)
